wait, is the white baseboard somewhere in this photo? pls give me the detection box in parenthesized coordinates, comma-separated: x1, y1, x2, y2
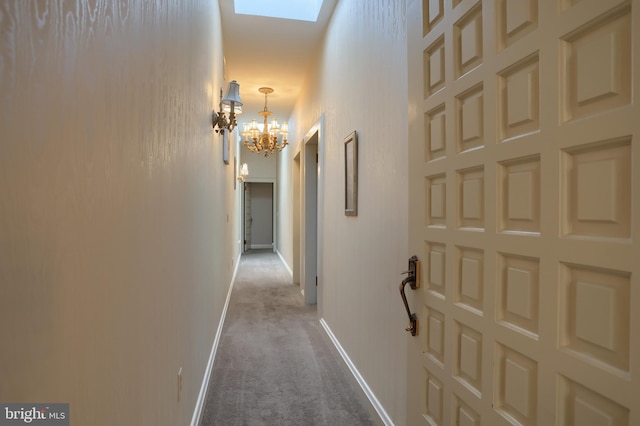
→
(275, 249, 293, 278)
(249, 243, 273, 249)
(319, 319, 394, 426)
(190, 255, 241, 426)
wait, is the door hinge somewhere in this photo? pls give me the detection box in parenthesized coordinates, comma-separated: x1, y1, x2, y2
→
(316, 276, 318, 286)
(316, 153, 319, 163)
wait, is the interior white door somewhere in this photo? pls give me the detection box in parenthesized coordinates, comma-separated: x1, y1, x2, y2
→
(406, 0, 639, 424)
(248, 182, 273, 249)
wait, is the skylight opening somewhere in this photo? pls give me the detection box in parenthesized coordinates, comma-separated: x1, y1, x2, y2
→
(234, 0, 323, 22)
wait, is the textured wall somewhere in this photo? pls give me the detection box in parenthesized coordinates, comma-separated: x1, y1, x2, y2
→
(278, 0, 410, 423)
(0, 1, 235, 424)
(240, 144, 277, 181)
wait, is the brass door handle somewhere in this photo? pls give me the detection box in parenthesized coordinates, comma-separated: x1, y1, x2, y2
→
(399, 256, 419, 336)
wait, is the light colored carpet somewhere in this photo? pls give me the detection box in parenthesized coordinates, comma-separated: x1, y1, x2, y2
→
(200, 250, 377, 426)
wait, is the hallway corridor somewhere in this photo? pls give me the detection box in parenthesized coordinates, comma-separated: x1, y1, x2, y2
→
(200, 250, 377, 425)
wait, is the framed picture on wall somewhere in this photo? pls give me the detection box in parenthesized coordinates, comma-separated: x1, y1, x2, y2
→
(344, 131, 358, 216)
(223, 130, 230, 165)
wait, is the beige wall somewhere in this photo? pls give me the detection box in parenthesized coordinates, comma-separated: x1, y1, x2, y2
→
(0, 1, 238, 424)
(240, 144, 277, 181)
(277, 1, 410, 423)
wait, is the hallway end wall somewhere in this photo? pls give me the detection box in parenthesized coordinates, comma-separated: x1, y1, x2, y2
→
(0, 1, 236, 425)
(277, 1, 409, 423)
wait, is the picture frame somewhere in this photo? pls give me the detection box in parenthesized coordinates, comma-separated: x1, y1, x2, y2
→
(344, 131, 358, 216)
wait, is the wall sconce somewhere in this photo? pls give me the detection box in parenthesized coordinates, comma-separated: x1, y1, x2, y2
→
(212, 80, 243, 134)
(237, 163, 249, 182)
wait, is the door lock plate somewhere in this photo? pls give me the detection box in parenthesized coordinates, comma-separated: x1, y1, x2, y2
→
(407, 255, 419, 290)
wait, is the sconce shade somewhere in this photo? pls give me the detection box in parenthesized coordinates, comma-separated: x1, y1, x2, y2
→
(221, 80, 243, 107)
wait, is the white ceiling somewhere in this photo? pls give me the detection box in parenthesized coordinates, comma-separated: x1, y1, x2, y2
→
(218, 0, 338, 128)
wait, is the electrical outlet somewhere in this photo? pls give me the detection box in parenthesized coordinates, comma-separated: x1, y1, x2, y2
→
(177, 368, 183, 403)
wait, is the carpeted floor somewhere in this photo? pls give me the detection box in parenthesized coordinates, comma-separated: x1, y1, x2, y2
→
(200, 250, 377, 426)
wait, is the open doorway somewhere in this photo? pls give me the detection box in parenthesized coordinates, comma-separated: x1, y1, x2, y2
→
(243, 182, 274, 251)
(302, 134, 318, 304)
(295, 116, 324, 307)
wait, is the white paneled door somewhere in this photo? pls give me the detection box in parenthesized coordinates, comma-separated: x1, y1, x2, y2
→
(406, 0, 639, 425)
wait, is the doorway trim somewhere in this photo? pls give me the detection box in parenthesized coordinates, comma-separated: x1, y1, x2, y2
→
(300, 115, 324, 307)
(292, 151, 302, 285)
(242, 177, 277, 253)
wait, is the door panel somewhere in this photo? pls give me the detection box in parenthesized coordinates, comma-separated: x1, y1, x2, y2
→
(407, 0, 639, 424)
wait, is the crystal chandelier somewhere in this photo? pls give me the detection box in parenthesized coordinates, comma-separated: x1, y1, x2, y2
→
(241, 87, 288, 156)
